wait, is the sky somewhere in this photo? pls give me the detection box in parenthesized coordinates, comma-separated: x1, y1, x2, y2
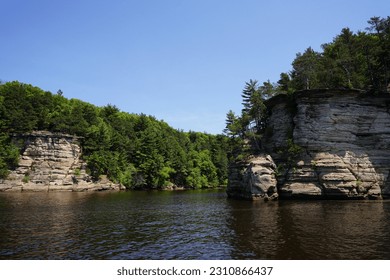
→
(1, 0, 389, 134)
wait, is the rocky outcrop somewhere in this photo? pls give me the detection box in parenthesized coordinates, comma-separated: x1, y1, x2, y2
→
(0, 131, 123, 192)
(227, 155, 278, 200)
(227, 89, 390, 200)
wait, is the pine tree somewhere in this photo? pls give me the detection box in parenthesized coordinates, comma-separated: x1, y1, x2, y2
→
(224, 110, 241, 138)
(241, 79, 259, 114)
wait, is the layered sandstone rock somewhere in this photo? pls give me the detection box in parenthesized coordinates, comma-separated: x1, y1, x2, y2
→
(0, 131, 123, 192)
(228, 89, 390, 200)
(226, 154, 278, 200)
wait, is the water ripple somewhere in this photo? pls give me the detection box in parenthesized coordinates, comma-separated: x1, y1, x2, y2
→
(1, 191, 390, 259)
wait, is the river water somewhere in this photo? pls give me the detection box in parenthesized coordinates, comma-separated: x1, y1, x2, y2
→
(1, 189, 390, 260)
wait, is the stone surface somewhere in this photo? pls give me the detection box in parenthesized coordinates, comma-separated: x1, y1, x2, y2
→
(227, 89, 390, 200)
(0, 131, 124, 192)
(227, 154, 278, 201)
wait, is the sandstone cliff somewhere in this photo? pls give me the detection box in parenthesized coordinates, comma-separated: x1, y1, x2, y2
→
(227, 89, 390, 200)
(0, 131, 123, 192)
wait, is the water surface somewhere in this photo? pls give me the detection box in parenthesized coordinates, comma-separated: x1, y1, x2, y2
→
(1, 190, 390, 259)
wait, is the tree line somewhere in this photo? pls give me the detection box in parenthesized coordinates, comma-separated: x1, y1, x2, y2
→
(225, 16, 390, 150)
(0, 81, 229, 189)
(2, 17, 388, 186)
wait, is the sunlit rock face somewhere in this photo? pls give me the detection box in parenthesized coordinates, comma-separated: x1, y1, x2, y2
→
(227, 154, 278, 201)
(228, 89, 390, 200)
(0, 131, 123, 191)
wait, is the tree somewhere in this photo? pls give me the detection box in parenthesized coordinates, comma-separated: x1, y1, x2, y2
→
(0, 81, 39, 133)
(366, 16, 390, 92)
(186, 150, 219, 188)
(240, 80, 268, 134)
(291, 47, 322, 90)
(277, 72, 292, 93)
(367, 16, 384, 35)
(259, 80, 276, 99)
(0, 133, 19, 179)
(241, 79, 259, 114)
(321, 30, 351, 88)
(248, 90, 267, 134)
(56, 89, 63, 96)
(0, 80, 231, 189)
(224, 110, 241, 138)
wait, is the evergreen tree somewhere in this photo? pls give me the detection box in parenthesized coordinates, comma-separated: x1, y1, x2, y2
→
(277, 72, 292, 93)
(291, 47, 322, 90)
(241, 79, 259, 114)
(224, 110, 241, 138)
(367, 16, 390, 92)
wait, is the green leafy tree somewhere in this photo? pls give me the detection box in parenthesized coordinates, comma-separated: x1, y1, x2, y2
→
(186, 150, 218, 188)
(0, 81, 39, 133)
(0, 133, 19, 178)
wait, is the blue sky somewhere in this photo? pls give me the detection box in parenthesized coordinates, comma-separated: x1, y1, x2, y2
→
(1, 0, 389, 134)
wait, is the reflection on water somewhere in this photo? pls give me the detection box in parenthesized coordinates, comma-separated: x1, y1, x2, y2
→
(227, 199, 390, 259)
(1, 190, 390, 259)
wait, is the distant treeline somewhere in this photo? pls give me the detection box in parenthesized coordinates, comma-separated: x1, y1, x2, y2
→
(2, 17, 388, 187)
(0, 81, 230, 189)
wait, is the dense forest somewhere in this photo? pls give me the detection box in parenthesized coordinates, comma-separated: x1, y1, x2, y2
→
(0, 81, 230, 189)
(1, 17, 389, 188)
(225, 16, 390, 149)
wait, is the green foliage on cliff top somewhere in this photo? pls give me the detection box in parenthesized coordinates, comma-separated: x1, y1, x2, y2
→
(285, 16, 390, 93)
(0, 81, 229, 188)
(224, 16, 390, 158)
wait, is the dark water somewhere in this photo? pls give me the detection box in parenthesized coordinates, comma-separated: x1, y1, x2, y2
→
(1, 189, 390, 260)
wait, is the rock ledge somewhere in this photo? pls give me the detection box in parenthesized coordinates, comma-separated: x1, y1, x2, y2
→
(227, 89, 390, 200)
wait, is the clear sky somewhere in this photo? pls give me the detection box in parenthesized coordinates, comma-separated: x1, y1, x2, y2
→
(1, 0, 389, 134)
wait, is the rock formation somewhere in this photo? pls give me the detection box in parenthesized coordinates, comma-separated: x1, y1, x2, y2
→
(227, 155, 278, 200)
(227, 89, 390, 200)
(0, 131, 123, 192)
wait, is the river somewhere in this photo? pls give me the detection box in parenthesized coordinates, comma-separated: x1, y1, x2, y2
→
(1, 189, 390, 259)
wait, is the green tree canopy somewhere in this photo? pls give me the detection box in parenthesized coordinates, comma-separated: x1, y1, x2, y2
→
(0, 81, 229, 188)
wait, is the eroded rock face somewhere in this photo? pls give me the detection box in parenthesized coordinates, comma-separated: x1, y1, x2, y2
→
(0, 131, 123, 192)
(228, 89, 390, 200)
(283, 90, 390, 199)
(227, 154, 278, 201)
